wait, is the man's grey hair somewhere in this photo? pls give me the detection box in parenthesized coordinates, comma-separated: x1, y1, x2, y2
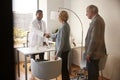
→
(87, 5, 99, 14)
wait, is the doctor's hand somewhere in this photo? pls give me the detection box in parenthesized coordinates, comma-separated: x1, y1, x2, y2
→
(43, 42, 48, 46)
(44, 33, 50, 38)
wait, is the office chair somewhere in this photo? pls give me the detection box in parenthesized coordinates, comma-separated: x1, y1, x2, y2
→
(22, 32, 30, 68)
(31, 57, 62, 80)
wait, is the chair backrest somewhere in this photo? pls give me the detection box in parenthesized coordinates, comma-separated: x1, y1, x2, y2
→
(31, 57, 62, 79)
(23, 31, 29, 47)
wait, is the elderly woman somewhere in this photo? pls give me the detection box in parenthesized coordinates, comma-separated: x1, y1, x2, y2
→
(47, 11, 71, 80)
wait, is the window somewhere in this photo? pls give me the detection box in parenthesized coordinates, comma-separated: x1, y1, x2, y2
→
(13, 0, 37, 47)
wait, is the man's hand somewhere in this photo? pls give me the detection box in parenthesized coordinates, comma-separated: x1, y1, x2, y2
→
(55, 56, 58, 60)
(43, 42, 48, 46)
(44, 33, 50, 38)
(86, 55, 90, 62)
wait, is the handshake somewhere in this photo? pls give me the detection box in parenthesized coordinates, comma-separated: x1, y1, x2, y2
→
(44, 33, 51, 38)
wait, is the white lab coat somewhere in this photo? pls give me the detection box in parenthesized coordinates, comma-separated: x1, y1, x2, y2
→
(29, 19, 47, 48)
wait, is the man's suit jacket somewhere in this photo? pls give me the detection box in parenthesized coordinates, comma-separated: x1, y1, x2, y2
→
(85, 14, 107, 59)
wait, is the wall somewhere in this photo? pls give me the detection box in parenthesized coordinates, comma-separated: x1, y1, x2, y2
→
(103, 53, 120, 80)
(47, 0, 71, 33)
(39, 0, 47, 24)
(70, 0, 120, 79)
(64, 0, 71, 9)
(47, 0, 64, 33)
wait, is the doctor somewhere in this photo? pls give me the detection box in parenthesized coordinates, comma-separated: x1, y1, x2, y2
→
(29, 10, 48, 61)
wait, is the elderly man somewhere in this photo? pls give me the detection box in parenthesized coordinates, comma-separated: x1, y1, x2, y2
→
(85, 5, 107, 80)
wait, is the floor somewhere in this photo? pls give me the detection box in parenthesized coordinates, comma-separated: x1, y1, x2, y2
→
(15, 62, 110, 80)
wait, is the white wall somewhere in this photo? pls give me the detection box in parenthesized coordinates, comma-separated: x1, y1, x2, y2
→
(39, 0, 47, 24)
(70, 0, 90, 45)
(47, 0, 64, 33)
(70, 0, 120, 79)
(64, 0, 71, 9)
(103, 54, 120, 80)
(47, 0, 71, 33)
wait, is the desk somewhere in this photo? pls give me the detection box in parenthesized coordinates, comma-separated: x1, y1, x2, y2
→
(16, 46, 55, 80)
(16, 45, 81, 80)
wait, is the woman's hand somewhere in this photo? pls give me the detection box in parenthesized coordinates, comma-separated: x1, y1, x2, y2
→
(86, 55, 90, 62)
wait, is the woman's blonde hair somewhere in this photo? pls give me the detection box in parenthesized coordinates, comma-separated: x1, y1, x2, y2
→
(59, 10, 69, 22)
